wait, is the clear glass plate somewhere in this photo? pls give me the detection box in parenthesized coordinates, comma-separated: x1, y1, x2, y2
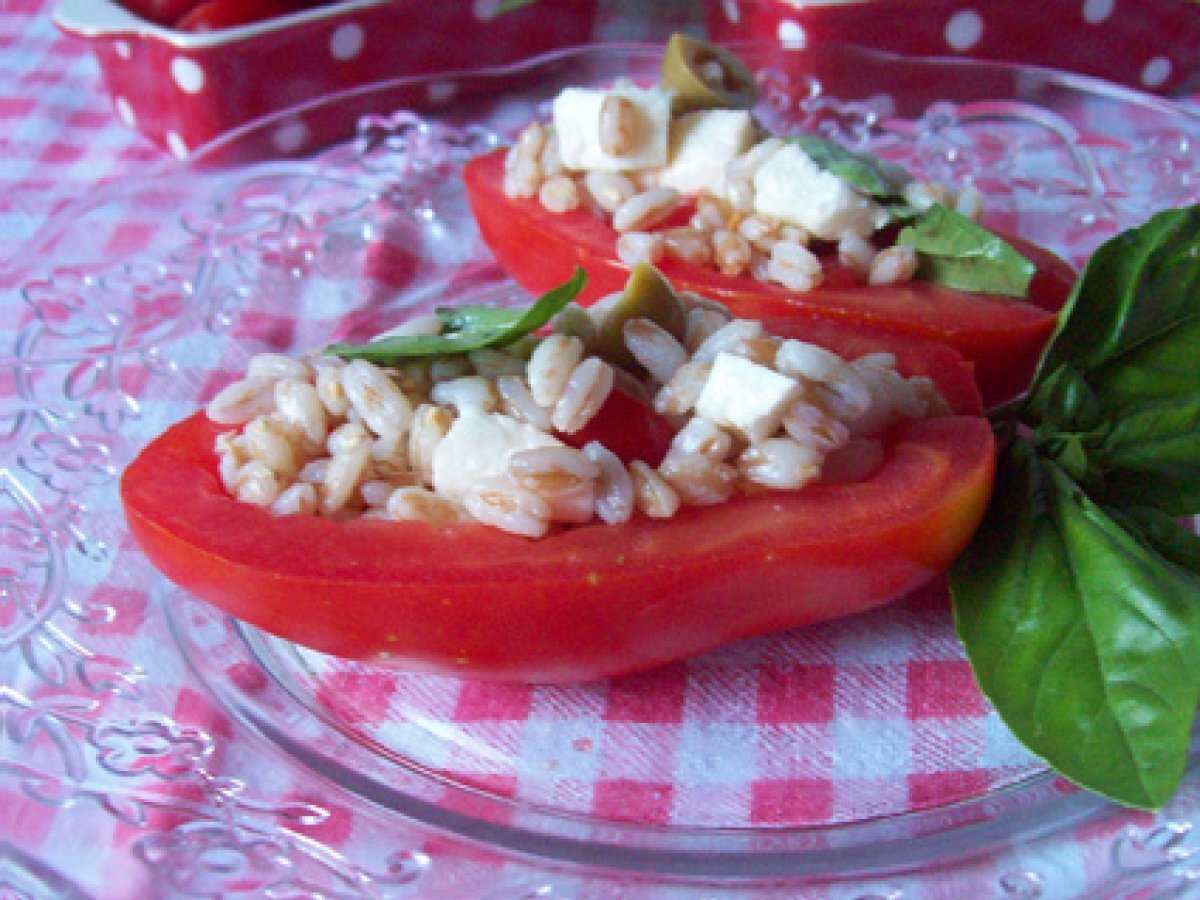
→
(7, 43, 1200, 896)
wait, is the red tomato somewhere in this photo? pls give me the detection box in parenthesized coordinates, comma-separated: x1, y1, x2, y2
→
(463, 148, 1077, 408)
(120, 0, 203, 26)
(560, 383, 675, 467)
(120, 322, 992, 683)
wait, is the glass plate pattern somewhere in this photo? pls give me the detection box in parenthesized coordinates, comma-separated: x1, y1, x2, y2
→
(4, 43, 1200, 898)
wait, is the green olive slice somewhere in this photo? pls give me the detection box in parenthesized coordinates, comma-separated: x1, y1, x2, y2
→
(595, 262, 688, 373)
(660, 33, 759, 115)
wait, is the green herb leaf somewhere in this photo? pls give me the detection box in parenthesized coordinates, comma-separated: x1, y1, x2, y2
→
(326, 267, 586, 363)
(897, 204, 1036, 298)
(1035, 206, 1200, 385)
(787, 135, 909, 200)
(1025, 207, 1200, 512)
(951, 444, 1200, 809)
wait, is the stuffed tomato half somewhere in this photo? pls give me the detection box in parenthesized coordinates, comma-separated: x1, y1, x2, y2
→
(464, 34, 1075, 408)
(122, 267, 994, 683)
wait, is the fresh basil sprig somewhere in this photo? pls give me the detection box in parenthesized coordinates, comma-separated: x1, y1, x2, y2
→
(325, 266, 586, 362)
(788, 135, 1035, 298)
(950, 205, 1200, 809)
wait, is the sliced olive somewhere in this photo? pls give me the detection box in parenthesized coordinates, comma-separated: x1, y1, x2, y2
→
(594, 263, 688, 372)
(660, 33, 759, 115)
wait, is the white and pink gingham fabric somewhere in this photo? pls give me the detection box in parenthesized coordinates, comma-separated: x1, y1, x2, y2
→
(4, 2, 1200, 897)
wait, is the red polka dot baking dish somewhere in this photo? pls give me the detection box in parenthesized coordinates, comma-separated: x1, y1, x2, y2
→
(53, 0, 600, 158)
(704, 0, 1200, 96)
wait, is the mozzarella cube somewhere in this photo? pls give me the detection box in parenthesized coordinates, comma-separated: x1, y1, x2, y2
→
(752, 143, 890, 239)
(657, 109, 756, 196)
(432, 409, 563, 505)
(694, 352, 801, 444)
(553, 85, 672, 172)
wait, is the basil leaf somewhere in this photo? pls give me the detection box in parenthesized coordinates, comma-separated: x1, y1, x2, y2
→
(897, 204, 1036, 298)
(951, 444, 1200, 809)
(1034, 205, 1200, 384)
(326, 266, 586, 362)
(1020, 208, 1200, 514)
(1107, 505, 1200, 578)
(1091, 394, 1200, 514)
(436, 305, 525, 334)
(787, 135, 909, 200)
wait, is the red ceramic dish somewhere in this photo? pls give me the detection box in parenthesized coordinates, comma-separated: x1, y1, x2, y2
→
(703, 0, 1200, 96)
(53, 0, 599, 157)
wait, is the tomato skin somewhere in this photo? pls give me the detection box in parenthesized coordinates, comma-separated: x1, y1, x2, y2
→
(175, 0, 324, 29)
(463, 148, 1076, 408)
(121, 323, 991, 683)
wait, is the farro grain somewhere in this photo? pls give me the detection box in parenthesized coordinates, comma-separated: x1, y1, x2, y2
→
(659, 453, 737, 505)
(247, 352, 312, 382)
(464, 476, 551, 537)
(738, 437, 821, 490)
(868, 246, 918, 286)
(624, 317, 688, 384)
(387, 486, 462, 525)
(599, 94, 638, 155)
(321, 444, 371, 516)
(271, 482, 318, 517)
(539, 175, 581, 214)
(431, 375, 500, 413)
(207, 376, 278, 425)
(612, 187, 680, 233)
(583, 441, 633, 525)
(660, 226, 713, 266)
(274, 379, 327, 449)
(234, 460, 281, 508)
(242, 415, 298, 476)
(552, 357, 614, 433)
(629, 459, 681, 518)
(496, 375, 553, 430)
(528, 334, 584, 408)
(583, 170, 637, 213)
(616, 231, 666, 266)
(654, 360, 711, 417)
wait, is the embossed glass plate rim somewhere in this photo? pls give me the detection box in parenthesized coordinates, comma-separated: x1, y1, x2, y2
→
(19, 40, 1199, 889)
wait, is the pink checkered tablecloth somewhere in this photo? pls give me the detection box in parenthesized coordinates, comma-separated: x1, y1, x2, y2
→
(4, 1, 1200, 897)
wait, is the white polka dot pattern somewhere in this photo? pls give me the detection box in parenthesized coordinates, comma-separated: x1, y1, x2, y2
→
(114, 96, 135, 126)
(330, 23, 364, 61)
(166, 132, 189, 159)
(170, 57, 205, 94)
(945, 9, 983, 51)
(1082, 0, 1116, 25)
(427, 82, 458, 104)
(273, 121, 309, 154)
(778, 19, 806, 49)
(1142, 56, 1172, 88)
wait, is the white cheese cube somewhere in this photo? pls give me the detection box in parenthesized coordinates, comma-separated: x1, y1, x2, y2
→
(657, 109, 756, 196)
(694, 352, 801, 444)
(553, 85, 672, 172)
(752, 143, 889, 239)
(432, 409, 563, 505)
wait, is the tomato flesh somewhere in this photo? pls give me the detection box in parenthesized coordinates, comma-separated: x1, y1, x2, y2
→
(121, 322, 992, 683)
(463, 148, 1075, 407)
